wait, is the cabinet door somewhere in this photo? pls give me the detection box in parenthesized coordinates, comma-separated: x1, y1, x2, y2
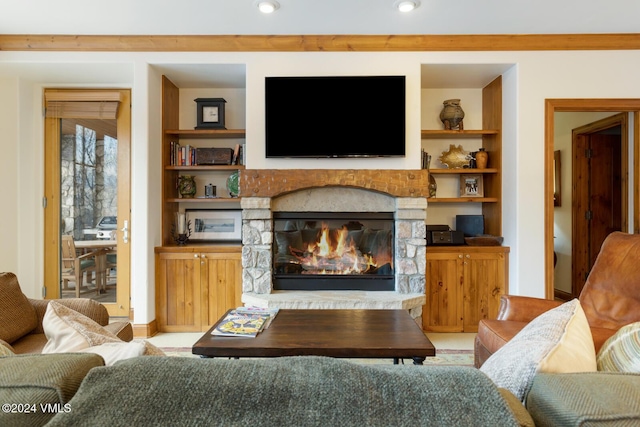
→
(201, 252, 242, 330)
(462, 251, 507, 332)
(423, 251, 464, 332)
(155, 252, 203, 332)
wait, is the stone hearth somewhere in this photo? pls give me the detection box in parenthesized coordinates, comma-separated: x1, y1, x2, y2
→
(239, 169, 429, 321)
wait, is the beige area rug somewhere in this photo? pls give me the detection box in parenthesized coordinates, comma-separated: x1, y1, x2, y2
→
(159, 347, 474, 366)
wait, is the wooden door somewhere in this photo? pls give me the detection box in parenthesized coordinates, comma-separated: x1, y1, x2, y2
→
(589, 134, 623, 260)
(155, 252, 203, 332)
(423, 250, 464, 332)
(462, 251, 507, 332)
(572, 119, 624, 297)
(201, 252, 242, 331)
(44, 89, 131, 317)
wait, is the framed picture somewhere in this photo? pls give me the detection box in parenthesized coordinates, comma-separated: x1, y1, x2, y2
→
(459, 174, 484, 197)
(194, 98, 226, 130)
(186, 209, 242, 241)
(554, 150, 562, 207)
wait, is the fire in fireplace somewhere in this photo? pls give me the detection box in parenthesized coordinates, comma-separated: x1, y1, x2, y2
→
(273, 212, 394, 291)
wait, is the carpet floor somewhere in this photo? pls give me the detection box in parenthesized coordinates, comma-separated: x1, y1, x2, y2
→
(159, 347, 474, 366)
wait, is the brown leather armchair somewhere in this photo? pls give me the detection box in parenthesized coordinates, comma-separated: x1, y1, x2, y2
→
(0, 272, 133, 354)
(475, 232, 640, 368)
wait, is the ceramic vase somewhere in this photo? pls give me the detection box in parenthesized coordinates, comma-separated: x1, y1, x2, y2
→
(439, 99, 465, 130)
(178, 175, 196, 198)
(475, 148, 489, 169)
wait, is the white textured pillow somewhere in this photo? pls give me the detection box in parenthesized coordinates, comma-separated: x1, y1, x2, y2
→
(0, 343, 14, 357)
(42, 301, 120, 353)
(480, 299, 597, 402)
(42, 301, 165, 363)
(597, 322, 640, 372)
(80, 341, 146, 366)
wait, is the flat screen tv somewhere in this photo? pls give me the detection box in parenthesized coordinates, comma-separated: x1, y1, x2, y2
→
(265, 75, 406, 158)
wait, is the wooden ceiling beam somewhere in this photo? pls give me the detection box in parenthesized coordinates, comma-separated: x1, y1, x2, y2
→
(1, 34, 640, 52)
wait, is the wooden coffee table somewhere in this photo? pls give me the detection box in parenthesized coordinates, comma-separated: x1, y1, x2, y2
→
(192, 309, 436, 365)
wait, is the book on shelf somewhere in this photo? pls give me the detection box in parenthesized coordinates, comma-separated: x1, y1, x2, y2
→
(170, 141, 178, 165)
(211, 307, 279, 337)
(421, 148, 431, 170)
(169, 141, 196, 166)
(232, 144, 240, 165)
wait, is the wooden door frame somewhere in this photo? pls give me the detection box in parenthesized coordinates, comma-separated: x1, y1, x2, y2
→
(44, 89, 131, 317)
(545, 99, 640, 300)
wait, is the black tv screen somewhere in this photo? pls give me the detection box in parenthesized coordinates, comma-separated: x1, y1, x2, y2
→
(265, 76, 406, 158)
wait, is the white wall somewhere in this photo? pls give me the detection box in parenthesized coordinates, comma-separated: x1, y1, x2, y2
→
(244, 52, 423, 170)
(0, 79, 19, 278)
(1, 49, 640, 323)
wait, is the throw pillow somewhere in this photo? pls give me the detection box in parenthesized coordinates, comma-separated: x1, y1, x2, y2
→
(41, 301, 165, 365)
(81, 341, 146, 365)
(80, 340, 165, 366)
(480, 299, 597, 402)
(42, 301, 121, 353)
(0, 342, 14, 357)
(597, 321, 640, 372)
(0, 272, 38, 343)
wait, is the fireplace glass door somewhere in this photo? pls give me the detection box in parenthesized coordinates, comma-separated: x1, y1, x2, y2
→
(273, 212, 394, 291)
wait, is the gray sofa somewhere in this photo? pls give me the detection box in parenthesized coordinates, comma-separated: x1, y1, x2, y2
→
(3, 354, 639, 426)
(3, 354, 532, 427)
(527, 372, 640, 426)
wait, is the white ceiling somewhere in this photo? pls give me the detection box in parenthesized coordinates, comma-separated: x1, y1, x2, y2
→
(1, 0, 636, 89)
(2, 0, 639, 36)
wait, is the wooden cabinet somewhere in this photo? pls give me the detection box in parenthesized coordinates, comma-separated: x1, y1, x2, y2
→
(421, 74, 507, 333)
(155, 75, 245, 332)
(423, 246, 509, 333)
(155, 246, 242, 332)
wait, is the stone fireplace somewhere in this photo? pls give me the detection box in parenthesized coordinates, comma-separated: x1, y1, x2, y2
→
(272, 211, 395, 291)
(239, 169, 429, 321)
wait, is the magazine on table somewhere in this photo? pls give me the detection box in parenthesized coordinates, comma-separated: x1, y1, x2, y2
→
(234, 306, 280, 330)
(211, 307, 279, 337)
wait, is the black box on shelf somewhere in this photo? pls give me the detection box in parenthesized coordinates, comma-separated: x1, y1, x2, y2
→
(456, 215, 484, 237)
(426, 225, 465, 245)
(195, 148, 234, 165)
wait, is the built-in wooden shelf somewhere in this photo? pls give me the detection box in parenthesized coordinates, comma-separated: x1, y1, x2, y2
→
(429, 168, 498, 174)
(165, 129, 246, 139)
(166, 197, 241, 203)
(427, 197, 499, 203)
(421, 129, 499, 139)
(166, 165, 245, 171)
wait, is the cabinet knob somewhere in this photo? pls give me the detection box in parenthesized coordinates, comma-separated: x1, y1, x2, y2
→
(201, 254, 206, 259)
(465, 254, 471, 258)
(194, 254, 199, 258)
(458, 254, 463, 259)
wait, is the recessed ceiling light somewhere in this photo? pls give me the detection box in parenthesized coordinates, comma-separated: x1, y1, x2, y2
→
(394, 0, 420, 12)
(256, 1, 280, 14)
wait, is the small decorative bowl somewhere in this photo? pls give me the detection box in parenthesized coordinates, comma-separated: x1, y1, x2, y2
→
(464, 235, 504, 246)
